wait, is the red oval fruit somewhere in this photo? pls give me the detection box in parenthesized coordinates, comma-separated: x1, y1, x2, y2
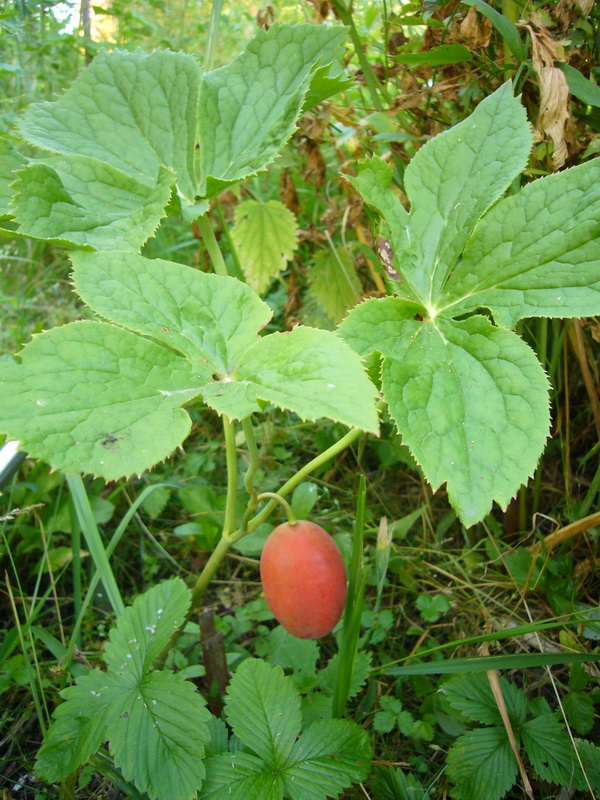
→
(260, 520, 347, 639)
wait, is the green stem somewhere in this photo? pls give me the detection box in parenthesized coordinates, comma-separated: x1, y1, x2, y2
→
(502, 0, 520, 78)
(331, 0, 390, 110)
(242, 418, 260, 497)
(232, 423, 366, 542)
(215, 199, 244, 281)
(256, 492, 296, 525)
(223, 415, 238, 537)
(155, 406, 383, 666)
(203, 0, 223, 73)
(196, 214, 229, 277)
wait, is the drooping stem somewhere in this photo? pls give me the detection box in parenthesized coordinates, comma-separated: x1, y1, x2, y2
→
(231, 420, 370, 542)
(255, 492, 296, 525)
(196, 214, 229, 277)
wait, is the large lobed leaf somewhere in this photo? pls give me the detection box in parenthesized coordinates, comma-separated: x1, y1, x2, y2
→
(340, 82, 600, 526)
(1, 25, 347, 245)
(198, 23, 347, 197)
(0, 251, 378, 480)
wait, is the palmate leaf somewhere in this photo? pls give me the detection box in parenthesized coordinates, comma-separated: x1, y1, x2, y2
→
(340, 81, 600, 526)
(19, 49, 199, 200)
(2, 26, 347, 245)
(11, 159, 174, 251)
(0, 251, 377, 480)
(440, 159, 600, 327)
(340, 302, 549, 526)
(231, 199, 299, 294)
(0, 320, 201, 480)
(0, 138, 26, 216)
(198, 23, 347, 197)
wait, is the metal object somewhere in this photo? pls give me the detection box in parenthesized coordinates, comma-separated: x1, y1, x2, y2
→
(0, 440, 26, 488)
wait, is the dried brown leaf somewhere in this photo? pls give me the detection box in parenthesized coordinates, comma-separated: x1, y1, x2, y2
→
(539, 65, 571, 168)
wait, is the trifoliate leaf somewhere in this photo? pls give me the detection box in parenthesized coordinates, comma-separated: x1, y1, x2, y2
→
(12, 159, 173, 251)
(35, 670, 116, 781)
(443, 672, 527, 727)
(573, 738, 600, 790)
(369, 766, 431, 800)
(103, 577, 191, 677)
(199, 752, 284, 799)
(231, 199, 298, 295)
(307, 247, 362, 323)
(107, 670, 210, 800)
(19, 49, 199, 200)
(446, 727, 517, 800)
(0, 321, 201, 479)
(198, 23, 347, 196)
(440, 159, 600, 328)
(521, 714, 582, 785)
(563, 691, 595, 735)
(283, 719, 372, 800)
(224, 658, 302, 768)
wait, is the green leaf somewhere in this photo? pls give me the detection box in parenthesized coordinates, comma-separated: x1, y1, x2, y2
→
(399, 82, 532, 304)
(563, 691, 595, 735)
(107, 670, 211, 800)
(416, 594, 451, 622)
(200, 752, 284, 799)
(342, 306, 550, 526)
(307, 247, 362, 324)
(12, 159, 173, 251)
(35, 670, 115, 781)
(283, 719, 372, 800)
(255, 625, 319, 682)
(394, 44, 474, 66)
(231, 199, 299, 294)
(521, 714, 581, 785)
(0, 138, 27, 216)
(443, 672, 527, 727)
(446, 727, 517, 800)
(573, 739, 600, 790)
(440, 159, 600, 328)
(290, 482, 319, 520)
(369, 766, 431, 800)
(103, 577, 191, 677)
(225, 658, 302, 768)
(461, 0, 526, 62)
(71, 250, 271, 371)
(0, 321, 200, 479)
(19, 49, 199, 200)
(202, 324, 379, 432)
(198, 23, 347, 196)
(557, 63, 600, 108)
(384, 652, 600, 676)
